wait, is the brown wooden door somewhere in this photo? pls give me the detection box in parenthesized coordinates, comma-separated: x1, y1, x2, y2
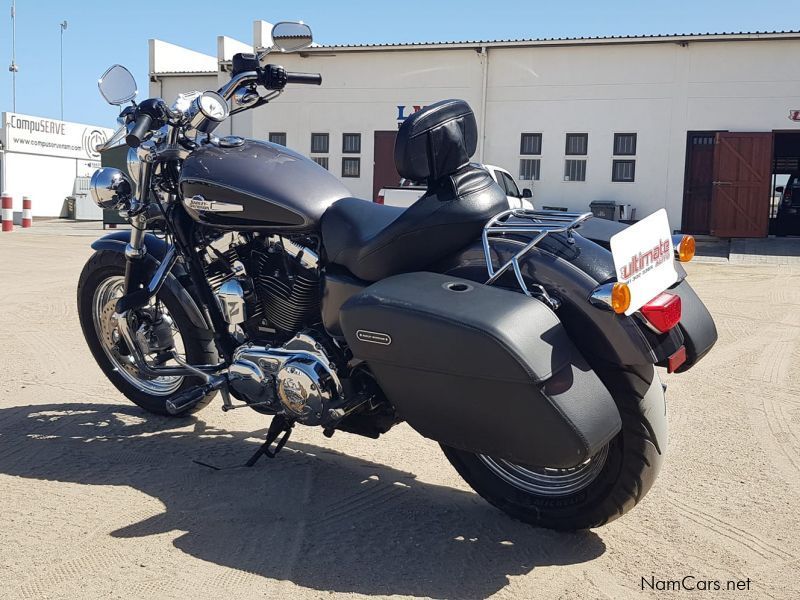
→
(372, 130, 399, 201)
(681, 133, 717, 234)
(710, 132, 773, 238)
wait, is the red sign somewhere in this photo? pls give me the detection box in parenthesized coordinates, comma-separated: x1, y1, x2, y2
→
(789, 110, 800, 122)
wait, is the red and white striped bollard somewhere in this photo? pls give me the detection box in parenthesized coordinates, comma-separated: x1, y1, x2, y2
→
(22, 196, 32, 228)
(1, 194, 13, 232)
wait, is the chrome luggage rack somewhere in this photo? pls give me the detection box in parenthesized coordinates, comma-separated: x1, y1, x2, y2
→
(482, 209, 592, 302)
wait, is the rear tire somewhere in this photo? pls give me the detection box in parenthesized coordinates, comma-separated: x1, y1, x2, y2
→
(441, 364, 666, 530)
(77, 250, 218, 416)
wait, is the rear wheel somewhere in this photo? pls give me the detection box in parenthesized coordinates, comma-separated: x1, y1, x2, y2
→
(77, 250, 218, 416)
(441, 364, 666, 530)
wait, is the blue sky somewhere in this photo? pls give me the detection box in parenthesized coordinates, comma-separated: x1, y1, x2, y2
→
(1, 0, 797, 127)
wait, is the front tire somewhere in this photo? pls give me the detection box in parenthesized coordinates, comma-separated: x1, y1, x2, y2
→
(77, 250, 218, 416)
(441, 364, 666, 530)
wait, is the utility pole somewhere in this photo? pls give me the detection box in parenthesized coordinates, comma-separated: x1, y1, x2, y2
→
(8, 0, 18, 112)
(60, 20, 67, 121)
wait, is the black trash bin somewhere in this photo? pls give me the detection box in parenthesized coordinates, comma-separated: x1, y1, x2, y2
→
(589, 200, 620, 221)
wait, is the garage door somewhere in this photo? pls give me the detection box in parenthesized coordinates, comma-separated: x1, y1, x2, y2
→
(710, 132, 772, 238)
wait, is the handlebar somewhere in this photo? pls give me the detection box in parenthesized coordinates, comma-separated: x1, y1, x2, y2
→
(126, 112, 153, 148)
(286, 71, 322, 86)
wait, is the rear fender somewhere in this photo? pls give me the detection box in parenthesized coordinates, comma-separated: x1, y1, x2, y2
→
(90, 231, 209, 330)
(435, 235, 684, 366)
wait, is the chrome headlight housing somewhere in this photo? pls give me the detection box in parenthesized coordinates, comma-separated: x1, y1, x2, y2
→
(90, 167, 133, 209)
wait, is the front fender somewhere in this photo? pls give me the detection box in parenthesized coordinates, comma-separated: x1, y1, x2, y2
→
(90, 231, 209, 330)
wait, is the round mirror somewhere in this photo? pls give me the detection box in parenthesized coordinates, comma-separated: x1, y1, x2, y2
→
(98, 65, 138, 106)
(271, 22, 313, 53)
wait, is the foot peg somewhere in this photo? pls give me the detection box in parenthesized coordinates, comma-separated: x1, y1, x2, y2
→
(245, 414, 294, 467)
(166, 377, 226, 415)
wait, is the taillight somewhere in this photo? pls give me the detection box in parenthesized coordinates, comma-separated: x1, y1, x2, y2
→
(640, 292, 682, 333)
(375, 194, 384, 205)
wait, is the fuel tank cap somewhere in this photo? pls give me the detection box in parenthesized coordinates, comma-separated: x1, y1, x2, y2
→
(218, 136, 245, 148)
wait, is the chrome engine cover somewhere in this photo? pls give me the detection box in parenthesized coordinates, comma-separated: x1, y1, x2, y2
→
(228, 333, 341, 425)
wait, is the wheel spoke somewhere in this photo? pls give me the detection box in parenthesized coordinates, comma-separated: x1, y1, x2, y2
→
(91, 276, 184, 396)
(478, 444, 609, 497)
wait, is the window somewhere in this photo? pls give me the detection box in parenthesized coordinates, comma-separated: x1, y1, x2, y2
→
(565, 133, 588, 155)
(612, 133, 637, 182)
(342, 157, 361, 178)
(312, 157, 329, 170)
(342, 133, 361, 153)
(613, 133, 637, 156)
(497, 171, 520, 197)
(564, 159, 587, 182)
(520, 133, 542, 155)
(612, 160, 635, 182)
(310, 133, 329, 154)
(269, 132, 287, 146)
(519, 159, 541, 181)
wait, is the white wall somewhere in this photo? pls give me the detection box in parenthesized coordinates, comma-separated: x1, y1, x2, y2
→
(154, 36, 800, 228)
(3, 152, 81, 216)
(260, 48, 485, 199)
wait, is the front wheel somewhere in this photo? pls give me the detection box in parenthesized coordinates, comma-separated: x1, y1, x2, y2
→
(441, 364, 666, 530)
(77, 250, 218, 416)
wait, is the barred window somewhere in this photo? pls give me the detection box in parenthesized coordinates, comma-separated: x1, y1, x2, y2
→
(342, 133, 361, 153)
(519, 158, 541, 181)
(312, 156, 329, 170)
(565, 133, 588, 155)
(311, 133, 329, 154)
(342, 157, 361, 178)
(613, 133, 637, 156)
(612, 159, 636, 182)
(520, 133, 542, 155)
(564, 159, 587, 182)
(269, 132, 287, 146)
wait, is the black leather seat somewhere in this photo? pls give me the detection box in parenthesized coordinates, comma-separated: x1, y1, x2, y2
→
(321, 99, 507, 282)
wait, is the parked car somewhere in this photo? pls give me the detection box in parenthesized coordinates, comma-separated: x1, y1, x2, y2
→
(775, 174, 800, 235)
(378, 163, 533, 209)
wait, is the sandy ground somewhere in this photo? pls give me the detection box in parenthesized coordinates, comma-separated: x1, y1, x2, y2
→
(0, 223, 799, 600)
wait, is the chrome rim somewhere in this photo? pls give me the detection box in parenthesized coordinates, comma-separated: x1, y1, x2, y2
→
(91, 276, 185, 396)
(478, 444, 610, 497)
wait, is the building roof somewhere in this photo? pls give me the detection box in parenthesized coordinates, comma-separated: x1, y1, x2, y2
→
(302, 30, 800, 52)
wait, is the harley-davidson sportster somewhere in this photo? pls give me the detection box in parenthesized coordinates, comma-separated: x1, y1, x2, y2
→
(79, 22, 716, 530)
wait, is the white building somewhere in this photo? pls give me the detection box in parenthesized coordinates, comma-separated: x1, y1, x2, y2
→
(0, 113, 114, 217)
(151, 26, 800, 237)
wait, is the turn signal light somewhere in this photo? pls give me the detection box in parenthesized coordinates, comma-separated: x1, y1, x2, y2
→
(611, 282, 631, 314)
(641, 292, 682, 333)
(673, 235, 696, 262)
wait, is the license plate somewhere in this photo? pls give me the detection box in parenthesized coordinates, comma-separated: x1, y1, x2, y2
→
(609, 209, 678, 316)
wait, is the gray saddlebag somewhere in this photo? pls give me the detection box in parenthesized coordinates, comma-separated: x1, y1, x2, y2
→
(340, 272, 621, 468)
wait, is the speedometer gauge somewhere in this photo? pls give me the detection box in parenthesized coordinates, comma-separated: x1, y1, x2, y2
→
(198, 91, 228, 121)
(188, 91, 230, 134)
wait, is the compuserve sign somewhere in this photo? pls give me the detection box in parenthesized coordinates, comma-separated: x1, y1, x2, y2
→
(1, 112, 113, 161)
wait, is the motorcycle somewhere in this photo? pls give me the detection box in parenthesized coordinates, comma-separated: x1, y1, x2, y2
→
(79, 21, 716, 530)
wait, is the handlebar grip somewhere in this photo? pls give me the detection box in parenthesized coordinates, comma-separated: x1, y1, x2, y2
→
(126, 113, 153, 148)
(286, 72, 322, 85)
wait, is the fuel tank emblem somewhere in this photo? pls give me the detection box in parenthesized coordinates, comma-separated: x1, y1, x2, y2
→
(356, 330, 392, 345)
(185, 194, 243, 212)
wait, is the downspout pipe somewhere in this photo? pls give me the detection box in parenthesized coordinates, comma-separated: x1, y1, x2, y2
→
(478, 45, 489, 163)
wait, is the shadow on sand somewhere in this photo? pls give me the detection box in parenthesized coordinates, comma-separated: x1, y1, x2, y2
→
(0, 403, 605, 598)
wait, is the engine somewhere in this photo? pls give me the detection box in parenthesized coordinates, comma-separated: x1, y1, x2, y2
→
(228, 332, 343, 425)
(204, 234, 321, 337)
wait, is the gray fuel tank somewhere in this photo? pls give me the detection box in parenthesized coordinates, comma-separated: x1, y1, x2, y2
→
(179, 138, 352, 232)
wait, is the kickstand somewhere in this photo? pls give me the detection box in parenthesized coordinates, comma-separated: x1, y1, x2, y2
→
(245, 414, 294, 467)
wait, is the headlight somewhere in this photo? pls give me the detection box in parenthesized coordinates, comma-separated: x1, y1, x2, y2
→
(90, 168, 133, 209)
(126, 146, 140, 188)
